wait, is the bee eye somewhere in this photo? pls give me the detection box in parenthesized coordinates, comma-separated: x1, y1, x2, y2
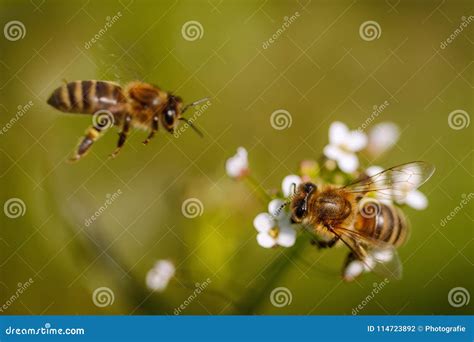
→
(164, 108, 175, 125)
(292, 199, 306, 221)
(295, 206, 305, 218)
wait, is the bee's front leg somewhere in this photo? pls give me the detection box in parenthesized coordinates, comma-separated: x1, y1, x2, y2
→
(311, 236, 339, 249)
(110, 114, 131, 158)
(142, 114, 159, 145)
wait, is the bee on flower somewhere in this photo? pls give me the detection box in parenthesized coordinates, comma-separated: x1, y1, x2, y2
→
(225, 119, 434, 282)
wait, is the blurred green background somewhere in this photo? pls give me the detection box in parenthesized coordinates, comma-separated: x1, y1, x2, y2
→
(1, 0, 473, 315)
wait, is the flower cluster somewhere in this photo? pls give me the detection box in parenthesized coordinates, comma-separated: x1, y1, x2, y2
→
(253, 177, 302, 248)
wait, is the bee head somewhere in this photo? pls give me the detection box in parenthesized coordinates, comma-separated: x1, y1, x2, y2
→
(290, 182, 317, 223)
(161, 95, 183, 132)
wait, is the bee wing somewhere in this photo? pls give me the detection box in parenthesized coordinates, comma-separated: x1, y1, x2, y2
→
(342, 161, 435, 201)
(331, 226, 403, 280)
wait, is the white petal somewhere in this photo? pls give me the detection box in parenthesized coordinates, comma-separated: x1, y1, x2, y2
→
(268, 199, 285, 219)
(336, 152, 359, 173)
(368, 122, 400, 156)
(363, 256, 376, 271)
(257, 232, 276, 248)
(225, 147, 249, 178)
(146, 260, 175, 292)
(343, 260, 364, 281)
(154, 260, 176, 279)
(253, 213, 274, 232)
(405, 190, 428, 210)
(372, 249, 394, 263)
(276, 226, 296, 247)
(236, 147, 248, 159)
(329, 121, 349, 145)
(323, 144, 344, 161)
(282, 175, 302, 197)
(346, 130, 368, 152)
(365, 165, 384, 177)
(146, 270, 168, 291)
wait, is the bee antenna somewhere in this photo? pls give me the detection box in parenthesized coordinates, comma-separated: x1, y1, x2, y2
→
(302, 186, 315, 211)
(182, 97, 209, 114)
(179, 118, 203, 138)
(274, 200, 290, 217)
(290, 182, 297, 195)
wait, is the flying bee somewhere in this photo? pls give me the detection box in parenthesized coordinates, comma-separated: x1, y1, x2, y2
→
(285, 161, 435, 281)
(47, 80, 207, 161)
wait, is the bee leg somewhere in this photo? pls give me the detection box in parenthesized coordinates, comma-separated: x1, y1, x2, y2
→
(312, 236, 339, 249)
(142, 115, 159, 145)
(69, 125, 103, 162)
(110, 114, 131, 158)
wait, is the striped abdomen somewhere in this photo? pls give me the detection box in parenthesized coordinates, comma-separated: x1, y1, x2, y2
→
(355, 202, 409, 247)
(47, 80, 126, 114)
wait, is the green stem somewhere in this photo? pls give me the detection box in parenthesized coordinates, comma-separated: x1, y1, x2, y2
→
(239, 237, 308, 314)
(244, 173, 272, 203)
(178, 281, 244, 314)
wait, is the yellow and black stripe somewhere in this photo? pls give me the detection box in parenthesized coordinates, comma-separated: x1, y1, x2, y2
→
(47, 80, 125, 114)
(355, 203, 409, 247)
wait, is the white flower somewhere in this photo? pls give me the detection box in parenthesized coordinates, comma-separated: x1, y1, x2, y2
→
(365, 165, 428, 210)
(365, 165, 384, 177)
(281, 174, 302, 197)
(343, 259, 365, 281)
(394, 184, 428, 210)
(146, 260, 176, 292)
(253, 199, 297, 248)
(323, 122, 368, 173)
(367, 122, 400, 157)
(343, 249, 394, 281)
(225, 147, 249, 179)
(365, 165, 392, 205)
